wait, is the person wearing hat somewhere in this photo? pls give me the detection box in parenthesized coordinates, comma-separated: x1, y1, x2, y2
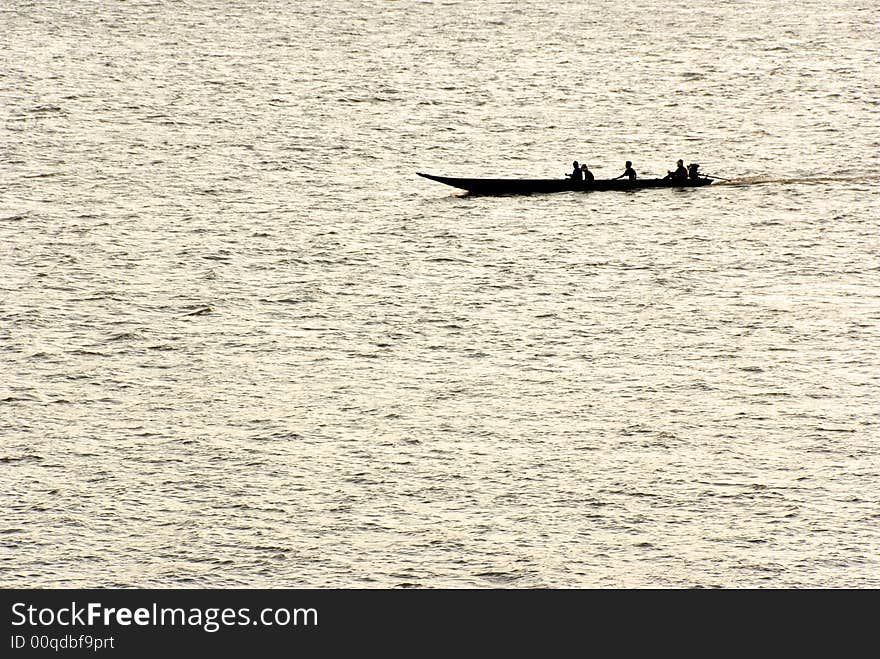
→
(665, 159, 688, 181)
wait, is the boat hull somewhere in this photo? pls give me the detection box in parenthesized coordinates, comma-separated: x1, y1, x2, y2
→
(417, 172, 713, 195)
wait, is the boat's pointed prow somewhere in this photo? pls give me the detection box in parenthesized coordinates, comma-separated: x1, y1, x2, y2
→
(416, 172, 473, 190)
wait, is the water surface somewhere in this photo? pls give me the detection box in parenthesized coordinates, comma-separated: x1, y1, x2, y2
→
(2, 0, 879, 587)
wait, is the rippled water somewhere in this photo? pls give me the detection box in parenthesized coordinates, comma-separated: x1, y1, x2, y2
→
(2, 0, 879, 587)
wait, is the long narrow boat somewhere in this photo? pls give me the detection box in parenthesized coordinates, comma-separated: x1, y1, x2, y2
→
(417, 172, 713, 195)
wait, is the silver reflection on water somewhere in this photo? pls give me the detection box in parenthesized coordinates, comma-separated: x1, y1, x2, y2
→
(1, 0, 879, 588)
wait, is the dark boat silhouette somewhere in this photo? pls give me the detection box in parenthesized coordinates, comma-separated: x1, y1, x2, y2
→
(417, 172, 714, 195)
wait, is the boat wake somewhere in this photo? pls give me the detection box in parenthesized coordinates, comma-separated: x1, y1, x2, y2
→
(710, 173, 880, 187)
